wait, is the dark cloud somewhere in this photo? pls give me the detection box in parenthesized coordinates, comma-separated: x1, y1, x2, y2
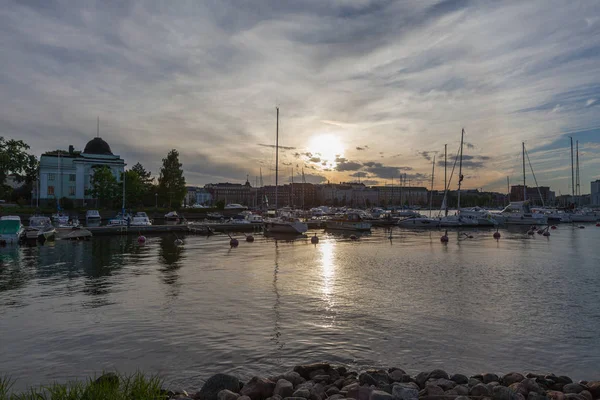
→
(309, 156, 321, 163)
(418, 151, 432, 161)
(437, 154, 491, 169)
(335, 160, 363, 171)
(361, 179, 380, 186)
(350, 172, 369, 178)
(356, 146, 365, 151)
(464, 142, 475, 149)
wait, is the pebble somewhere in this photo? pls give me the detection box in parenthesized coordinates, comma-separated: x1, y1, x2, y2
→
(450, 374, 469, 385)
(369, 389, 393, 400)
(391, 385, 418, 400)
(274, 380, 294, 399)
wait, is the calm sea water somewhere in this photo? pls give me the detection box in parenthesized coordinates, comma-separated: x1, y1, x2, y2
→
(1, 226, 600, 391)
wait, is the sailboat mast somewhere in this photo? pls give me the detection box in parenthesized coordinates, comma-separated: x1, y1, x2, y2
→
(444, 144, 448, 216)
(570, 137, 575, 201)
(290, 167, 294, 208)
(457, 129, 465, 210)
(122, 170, 126, 213)
(429, 155, 435, 217)
(522, 142, 526, 201)
(576, 140, 580, 204)
(275, 107, 279, 212)
(301, 168, 305, 210)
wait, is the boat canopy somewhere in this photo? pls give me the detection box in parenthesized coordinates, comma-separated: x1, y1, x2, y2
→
(0, 220, 21, 234)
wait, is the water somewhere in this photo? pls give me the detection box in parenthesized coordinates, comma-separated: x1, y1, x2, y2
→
(1, 226, 600, 391)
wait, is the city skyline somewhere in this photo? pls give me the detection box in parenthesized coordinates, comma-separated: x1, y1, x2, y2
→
(2, 1, 600, 194)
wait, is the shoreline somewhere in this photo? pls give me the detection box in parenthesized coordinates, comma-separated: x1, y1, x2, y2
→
(4, 364, 598, 400)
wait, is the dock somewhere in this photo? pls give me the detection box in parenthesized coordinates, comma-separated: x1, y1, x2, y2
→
(87, 223, 264, 236)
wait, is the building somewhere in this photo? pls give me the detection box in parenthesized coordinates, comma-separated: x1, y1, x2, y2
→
(510, 185, 555, 205)
(205, 181, 252, 205)
(374, 185, 428, 206)
(185, 186, 213, 206)
(592, 180, 600, 206)
(38, 137, 125, 206)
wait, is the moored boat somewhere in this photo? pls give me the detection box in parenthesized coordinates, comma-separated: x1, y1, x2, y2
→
(500, 201, 548, 225)
(85, 210, 101, 222)
(325, 212, 372, 232)
(131, 212, 152, 226)
(0, 216, 25, 245)
(398, 215, 439, 228)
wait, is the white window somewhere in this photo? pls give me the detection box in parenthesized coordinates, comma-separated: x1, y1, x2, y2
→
(69, 186, 76, 196)
(48, 173, 55, 181)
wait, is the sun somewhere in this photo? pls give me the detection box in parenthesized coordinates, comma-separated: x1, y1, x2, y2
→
(308, 134, 345, 167)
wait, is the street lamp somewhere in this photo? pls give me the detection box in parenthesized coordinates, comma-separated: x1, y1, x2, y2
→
(155, 193, 158, 208)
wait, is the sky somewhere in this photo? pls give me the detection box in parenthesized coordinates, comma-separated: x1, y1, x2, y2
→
(1, 0, 600, 194)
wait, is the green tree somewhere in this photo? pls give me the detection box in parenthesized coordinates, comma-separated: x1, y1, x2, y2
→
(0, 137, 38, 199)
(158, 149, 186, 208)
(122, 170, 146, 208)
(131, 162, 153, 186)
(87, 166, 119, 208)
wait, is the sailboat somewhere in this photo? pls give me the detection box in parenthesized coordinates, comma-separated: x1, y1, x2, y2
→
(439, 129, 478, 227)
(51, 151, 69, 225)
(264, 107, 308, 235)
(108, 171, 131, 226)
(398, 156, 439, 228)
(500, 142, 548, 225)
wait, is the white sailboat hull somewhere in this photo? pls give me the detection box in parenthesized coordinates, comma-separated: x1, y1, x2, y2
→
(265, 221, 308, 234)
(504, 215, 548, 225)
(325, 221, 372, 232)
(398, 217, 439, 228)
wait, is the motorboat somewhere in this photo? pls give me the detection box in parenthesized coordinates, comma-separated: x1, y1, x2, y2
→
(438, 213, 479, 227)
(58, 217, 81, 229)
(85, 210, 101, 222)
(108, 212, 132, 226)
(459, 207, 502, 226)
(500, 201, 548, 225)
(224, 203, 248, 210)
(0, 216, 25, 245)
(29, 215, 52, 229)
(52, 211, 69, 225)
(164, 211, 180, 221)
(27, 215, 56, 241)
(246, 213, 264, 224)
(570, 208, 599, 223)
(131, 212, 152, 226)
(398, 215, 439, 228)
(264, 217, 308, 234)
(325, 212, 372, 232)
(206, 212, 225, 220)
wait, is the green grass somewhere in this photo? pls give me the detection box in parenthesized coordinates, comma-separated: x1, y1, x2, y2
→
(0, 372, 167, 400)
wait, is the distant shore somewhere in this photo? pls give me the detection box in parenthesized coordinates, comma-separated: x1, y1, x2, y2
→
(4, 364, 598, 400)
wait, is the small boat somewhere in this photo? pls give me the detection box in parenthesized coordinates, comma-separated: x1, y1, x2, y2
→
(85, 210, 101, 222)
(61, 227, 92, 241)
(52, 211, 69, 225)
(501, 201, 548, 225)
(131, 212, 152, 226)
(265, 217, 308, 234)
(325, 212, 372, 232)
(108, 212, 132, 226)
(438, 214, 479, 227)
(206, 212, 225, 220)
(0, 216, 25, 245)
(246, 213, 264, 224)
(458, 207, 502, 226)
(570, 208, 598, 223)
(164, 211, 180, 221)
(27, 215, 56, 241)
(58, 217, 81, 229)
(398, 215, 439, 228)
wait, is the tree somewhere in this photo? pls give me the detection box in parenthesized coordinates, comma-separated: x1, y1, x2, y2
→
(121, 170, 146, 208)
(131, 162, 153, 186)
(0, 137, 38, 200)
(158, 149, 186, 208)
(86, 166, 119, 208)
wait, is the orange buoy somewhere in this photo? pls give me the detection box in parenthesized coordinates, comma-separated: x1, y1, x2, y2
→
(230, 238, 239, 247)
(137, 235, 146, 244)
(551, 225, 557, 230)
(246, 235, 254, 242)
(493, 232, 501, 239)
(440, 235, 449, 243)
(311, 234, 319, 244)
(596, 223, 600, 227)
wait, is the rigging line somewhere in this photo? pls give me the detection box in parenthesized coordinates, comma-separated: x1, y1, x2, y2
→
(438, 143, 461, 216)
(524, 146, 545, 207)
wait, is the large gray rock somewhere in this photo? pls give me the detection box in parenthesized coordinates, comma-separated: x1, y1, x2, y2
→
(469, 378, 483, 387)
(455, 385, 469, 396)
(294, 364, 331, 380)
(347, 385, 373, 400)
(563, 384, 585, 394)
(484, 374, 500, 384)
(527, 393, 548, 400)
(369, 390, 393, 400)
(428, 379, 456, 391)
(218, 390, 240, 400)
(310, 383, 326, 400)
(389, 370, 409, 383)
(274, 380, 294, 399)
(428, 370, 450, 381)
(546, 391, 565, 400)
(327, 396, 345, 400)
(360, 373, 378, 387)
(451, 374, 469, 385)
(327, 387, 340, 396)
(492, 385, 518, 400)
(95, 373, 119, 387)
(196, 374, 241, 400)
(586, 382, 600, 399)
(366, 370, 391, 384)
(564, 395, 587, 400)
(291, 389, 310, 399)
(312, 376, 330, 384)
(240, 377, 276, 400)
(578, 391, 592, 400)
(415, 372, 430, 389)
(470, 383, 492, 397)
(424, 385, 444, 397)
(283, 372, 305, 387)
(391, 385, 418, 400)
(503, 373, 526, 387)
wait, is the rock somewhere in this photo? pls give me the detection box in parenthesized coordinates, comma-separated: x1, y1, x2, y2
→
(95, 372, 119, 387)
(239, 396, 251, 400)
(308, 370, 328, 380)
(510, 383, 527, 397)
(546, 391, 565, 400)
(504, 374, 526, 387)
(469, 378, 483, 387)
(360, 373, 378, 387)
(484, 374, 500, 384)
(520, 379, 543, 395)
(586, 382, 600, 398)
(333, 379, 346, 389)
(450, 374, 469, 385)
(274, 380, 294, 399)
(337, 366, 348, 376)
(347, 385, 373, 400)
(370, 390, 393, 400)
(455, 385, 469, 396)
(428, 379, 456, 391)
(312, 376, 330, 384)
(429, 370, 450, 381)
(327, 387, 341, 396)
(284, 398, 309, 400)
(367, 370, 390, 384)
(219, 390, 241, 400)
(394, 383, 420, 391)
(455, 397, 470, 400)
(564, 395, 587, 400)
(558, 377, 574, 385)
(425, 385, 444, 397)
(471, 384, 492, 397)
(391, 385, 418, 400)
(240, 377, 276, 400)
(196, 374, 242, 400)
(516, 394, 526, 400)
(283, 372, 305, 387)
(579, 391, 592, 400)
(266, 396, 282, 400)
(342, 383, 360, 393)
(292, 389, 310, 399)
(415, 372, 430, 389)
(444, 389, 459, 400)
(527, 393, 548, 400)
(294, 364, 331, 380)
(492, 385, 517, 400)
(310, 383, 327, 400)
(328, 396, 345, 400)
(389, 368, 407, 375)
(564, 384, 585, 394)
(389, 370, 408, 383)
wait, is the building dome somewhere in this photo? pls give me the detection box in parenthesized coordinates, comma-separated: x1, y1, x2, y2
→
(84, 137, 113, 155)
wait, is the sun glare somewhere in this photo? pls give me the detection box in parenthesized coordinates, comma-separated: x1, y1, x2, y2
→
(308, 134, 345, 167)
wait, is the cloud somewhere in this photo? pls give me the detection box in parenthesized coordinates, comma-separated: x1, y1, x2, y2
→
(361, 180, 379, 186)
(335, 160, 363, 171)
(309, 156, 321, 162)
(418, 150, 432, 161)
(464, 142, 475, 150)
(356, 146, 365, 151)
(349, 171, 368, 178)
(259, 144, 296, 150)
(586, 99, 597, 107)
